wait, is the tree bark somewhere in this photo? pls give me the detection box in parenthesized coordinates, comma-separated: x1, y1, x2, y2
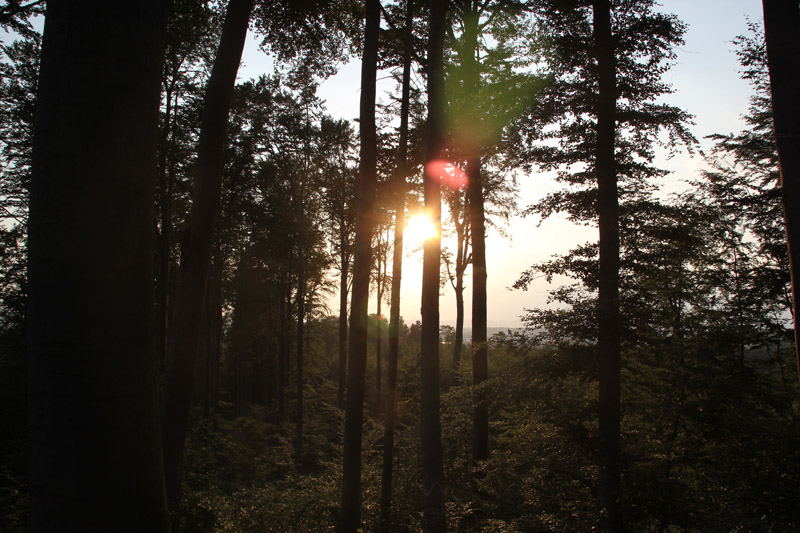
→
(460, 3, 489, 463)
(27, 1, 168, 530)
(338, 237, 349, 410)
(380, 4, 414, 532)
(762, 0, 800, 380)
(340, 0, 380, 529)
(376, 251, 384, 415)
(157, 83, 175, 377)
(380, 2, 414, 529)
(296, 243, 306, 460)
(421, 0, 447, 530)
(448, 197, 469, 375)
(593, 0, 624, 530)
(453, 250, 466, 373)
(161, 0, 255, 514)
(467, 154, 488, 462)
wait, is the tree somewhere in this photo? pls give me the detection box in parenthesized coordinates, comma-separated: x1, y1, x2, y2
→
(445, 0, 536, 459)
(318, 117, 358, 411)
(0, 0, 45, 40)
(380, 0, 417, 528)
(161, 0, 255, 514)
(155, 0, 223, 375)
(372, 215, 393, 414)
(761, 0, 800, 379)
(340, 0, 380, 529)
(591, 0, 622, 529)
(0, 29, 39, 353)
(703, 22, 792, 385)
(441, 186, 471, 372)
(516, 0, 693, 528)
(421, 0, 447, 529)
(27, 1, 168, 529)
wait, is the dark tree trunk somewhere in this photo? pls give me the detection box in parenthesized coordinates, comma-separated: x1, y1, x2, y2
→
(376, 261, 383, 415)
(276, 280, 290, 422)
(203, 252, 222, 417)
(27, 1, 168, 530)
(453, 263, 465, 371)
(467, 155, 488, 462)
(158, 84, 175, 377)
(296, 249, 306, 460)
(340, 0, 380, 529)
(421, 0, 447, 529)
(762, 0, 800, 380)
(161, 0, 255, 514)
(380, 1, 414, 529)
(448, 198, 469, 375)
(338, 239, 349, 410)
(459, 0, 488, 463)
(593, 0, 623, 530)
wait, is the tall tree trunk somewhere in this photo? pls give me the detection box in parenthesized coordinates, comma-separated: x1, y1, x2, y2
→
(296, 244, 306, 460)
(453, 257, 465, 372)
(340, 0, 380, 529)
(421, 0, 447, 529)
(204, 250, 222, 417)
(338, 239, 349, 410)
(467, 154, 488, 462)
(27, 2, 168, 530)
(460, 0, 488, 463)
(158, 84, 175, 377)
(380, 1, 414, 529)
(449, 201, 469, 375)
(161, 0, 255, 514)
(762, 0, 800, 380)
(276, 279, 289, 423)
(376, 260, 383, 415)
(593, 0, 623, 530)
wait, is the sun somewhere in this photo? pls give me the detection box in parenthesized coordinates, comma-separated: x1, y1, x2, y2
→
(405, 211, 439, 246)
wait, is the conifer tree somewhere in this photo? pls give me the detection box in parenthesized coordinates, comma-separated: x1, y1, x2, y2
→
(340, 0, 380, 529)
(515, 0, 694, 528)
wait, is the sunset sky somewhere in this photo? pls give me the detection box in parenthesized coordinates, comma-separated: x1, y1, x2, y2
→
(238, 0, 766, 328)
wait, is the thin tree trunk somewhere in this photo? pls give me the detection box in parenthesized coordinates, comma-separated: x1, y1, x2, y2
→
(453, 269, 464, 375)
(205, 250, 222, 416)
(762, 0, 800, 381)
(376, 261, 383, 416)
(451, 203, 469, 375)
(338, 240, 349, 410)
(276, 280, 289, 423)
(27, 2, 168, 529)
(380, 1, 414, 529)
(161, 0, 254, 514)
(340, 0, 380, 529)
(158, 84, 175, 376)
(593, 0, 623, 530)
(296, 245, 305, 460)
(459, 0, 488, 463)
(421, 0, 447, 529)
(467, 154, 488, 462)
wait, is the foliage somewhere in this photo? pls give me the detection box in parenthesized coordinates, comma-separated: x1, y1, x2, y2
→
(2, 2, 800, 531)
(0, 26, 38, 532)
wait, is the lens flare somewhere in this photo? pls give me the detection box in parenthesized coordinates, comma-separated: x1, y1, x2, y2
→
(425, 159, 469, 190)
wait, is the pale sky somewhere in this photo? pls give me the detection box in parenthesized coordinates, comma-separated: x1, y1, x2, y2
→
(240, 1, 766, 328)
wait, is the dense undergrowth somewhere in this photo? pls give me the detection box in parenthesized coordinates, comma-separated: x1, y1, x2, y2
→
(175, 327, 800, 532)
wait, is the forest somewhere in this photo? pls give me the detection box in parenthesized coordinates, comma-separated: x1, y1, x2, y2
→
(1, 0, 799, 531)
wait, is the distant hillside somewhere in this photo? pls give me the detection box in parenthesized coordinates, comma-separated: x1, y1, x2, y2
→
(456, 327, 524, 344)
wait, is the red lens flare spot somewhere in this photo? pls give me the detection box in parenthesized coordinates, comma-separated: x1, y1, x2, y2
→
(425, 160, 469, 190)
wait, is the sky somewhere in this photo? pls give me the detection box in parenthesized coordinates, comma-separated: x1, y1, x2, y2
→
(240, 1, 766, 328)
